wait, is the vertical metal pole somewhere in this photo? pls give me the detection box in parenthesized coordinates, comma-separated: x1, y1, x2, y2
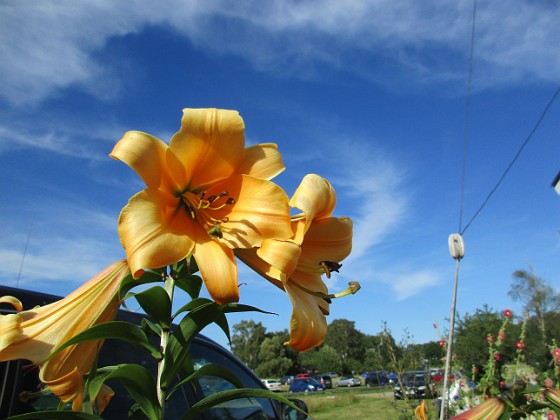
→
(440, 258, 461, 420)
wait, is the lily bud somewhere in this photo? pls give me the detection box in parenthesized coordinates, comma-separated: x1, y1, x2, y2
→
(544, 387, 560, 408)
(450, 397, 506, 420)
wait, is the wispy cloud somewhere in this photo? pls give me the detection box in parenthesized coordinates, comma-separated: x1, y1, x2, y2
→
(387, 270, 442, 301)
(1, 0, 559, 106)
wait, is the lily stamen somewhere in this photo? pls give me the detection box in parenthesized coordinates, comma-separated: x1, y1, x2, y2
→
(320, 261, 343, 279)
(292, 281, 361, 300)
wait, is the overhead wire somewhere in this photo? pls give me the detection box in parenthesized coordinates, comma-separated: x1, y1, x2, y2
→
(460, 85, 560, 235)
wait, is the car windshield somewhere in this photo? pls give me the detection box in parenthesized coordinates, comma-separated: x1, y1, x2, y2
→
(401, 373, 426, 384)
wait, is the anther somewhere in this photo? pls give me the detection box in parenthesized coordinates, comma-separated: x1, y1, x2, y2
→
(320, 261, 343, 278)
(207, 223, 223, 239)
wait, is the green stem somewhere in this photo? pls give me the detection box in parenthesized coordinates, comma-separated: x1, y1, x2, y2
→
(157, 273, 175, 418)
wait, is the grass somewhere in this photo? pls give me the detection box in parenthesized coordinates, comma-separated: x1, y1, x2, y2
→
(297, 389, 440, 420)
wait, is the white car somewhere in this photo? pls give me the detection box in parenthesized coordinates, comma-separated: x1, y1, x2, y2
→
(262, 379, 283, 392)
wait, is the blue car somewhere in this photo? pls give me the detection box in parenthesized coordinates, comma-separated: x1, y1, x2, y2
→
(289, 378, 324, 393)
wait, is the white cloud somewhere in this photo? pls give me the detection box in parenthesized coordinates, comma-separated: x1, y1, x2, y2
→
(1, 0, 559, 106)
(390, 270, 442, 301)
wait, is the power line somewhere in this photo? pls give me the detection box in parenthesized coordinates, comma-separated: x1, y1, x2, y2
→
(460, 85, 560, 235)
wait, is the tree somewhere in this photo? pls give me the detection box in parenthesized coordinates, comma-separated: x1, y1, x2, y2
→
(255, 335, 292, 378)
(300, 345, 342, 374)
(323, 319, 365, 372)
(230, 320, 268, 370)
(453, 306, 519, 377)
(508, 267, 560, 344)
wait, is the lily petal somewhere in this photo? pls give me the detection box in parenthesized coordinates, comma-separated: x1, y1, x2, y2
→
(290, 174, 336, 243)
(0, 296, 23, 311)
(284, 280, 328, 351)
(297, 217, 353, 270)
(217, 175, 292, 249)
(110, 131, 176, 192)
(194, 238, 239, 304)
(118, 189, 196, 278)
(167, 108, 245, 189)
(236, 143, 285, 180)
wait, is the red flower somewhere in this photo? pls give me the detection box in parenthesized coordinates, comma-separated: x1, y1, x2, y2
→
(544, 378, 554, 388)
(503, 309, 512, 318)
(494, 353, 501, 361)
(547, 412, 555, 420)
(499, 380, 506, 388)
(551, 348, 560, 365)
(486, 335, 495, 344)
(516, 341, 524, 350)
(439, 339, 446, 348)
(498, 331, 505, 341)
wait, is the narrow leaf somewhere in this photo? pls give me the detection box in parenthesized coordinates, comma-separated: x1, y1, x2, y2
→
(88, 364, 161, 420)
(48, 321, 161, 360)
(167, 363, 244, 398)
(7, 412, 102, 419)
(181, 388, 304, 420)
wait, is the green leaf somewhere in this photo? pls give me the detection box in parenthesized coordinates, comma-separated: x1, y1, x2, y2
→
(6, 411, 102, 419)
(172, 297, 213, 319)
(162, 302, 224, 386)
(88, 364, 161, 420)
(119, 270, 164, 300)
(134, 286, 172, 327)
(167, 363, 244, 398)
(48, 321, 161, 360)
(175, 274, 203, 300)
(181, 388, 304, 420)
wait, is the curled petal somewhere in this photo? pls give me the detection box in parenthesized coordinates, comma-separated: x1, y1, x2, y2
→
(168, 108, 245, 189)
(110, 131, 176, 192)
(290, 174, 337, 243)
(0, 296, 23, 311)
(118, 189, 196, 278)
(194, 238, 239, 304)
(236, 143, 285, 180)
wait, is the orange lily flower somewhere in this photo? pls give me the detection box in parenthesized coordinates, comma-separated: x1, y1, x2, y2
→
(0, 260, 129, 412)
(415, 400, 428, 420)
(111, 108, 292, 304)
(236, 174, 354, 351)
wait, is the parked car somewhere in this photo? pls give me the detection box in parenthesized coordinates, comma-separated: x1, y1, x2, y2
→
(363, 371, 390, 387)
(0, 285, 307, 419)
(312, 375, 333, 389)
(335, 377, 362, 387)
(430, 369, 456, 384)
(289, 378, 324, 393)
(280, 375, 294, 385)
(262, 379, 283, 392)
(394, 371, 435, 400)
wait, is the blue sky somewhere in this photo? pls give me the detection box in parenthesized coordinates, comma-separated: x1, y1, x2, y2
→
(1, 0, 559, 350)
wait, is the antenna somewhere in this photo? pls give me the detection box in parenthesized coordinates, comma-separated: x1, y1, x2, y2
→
(16, 213, 35, 287)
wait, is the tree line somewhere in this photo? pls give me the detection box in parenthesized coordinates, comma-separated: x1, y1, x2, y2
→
(230, 268, 560, 380)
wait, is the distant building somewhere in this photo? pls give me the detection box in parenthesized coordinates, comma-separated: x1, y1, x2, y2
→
(553, 171, 560, 195)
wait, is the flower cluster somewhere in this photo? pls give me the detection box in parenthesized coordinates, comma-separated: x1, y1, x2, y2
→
(111, 108, 356, 351)
(0, 107, 358, 413)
